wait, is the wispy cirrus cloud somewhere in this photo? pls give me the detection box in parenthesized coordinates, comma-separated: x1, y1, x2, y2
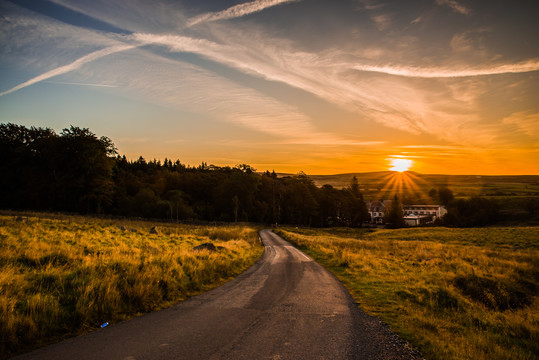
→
(48, 0, 186, 33)
(503, 111, 539, 138)
(3, 1, 357, 146)
(0, 3, 140, 94)
(372, 14, 391, 31)
(129, 29, 538, 145)
(436, 0, 471, 15)
(44, 81, 117, 88)
(2, 0, 537, 174)
(353, 60, 539, 78)
(3, 0, 537, 152)
(357, 0, 386, 11)
(129, 32, 399, 133)
(73, 47, 373, 147)
(1, 0, 302, 96)
(187, 0, 300, 27)
(0, 44, 135, 96)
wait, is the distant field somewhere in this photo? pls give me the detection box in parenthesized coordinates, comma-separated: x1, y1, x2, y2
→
(277, 171, 539, 200)
(0, 213, 263, 358)
(276, 226, 539, 360)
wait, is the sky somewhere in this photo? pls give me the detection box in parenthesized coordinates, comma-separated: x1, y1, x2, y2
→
(1, 0, 538, 175)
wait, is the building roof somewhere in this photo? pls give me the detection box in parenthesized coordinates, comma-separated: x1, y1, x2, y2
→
(404, 214, 430, 219)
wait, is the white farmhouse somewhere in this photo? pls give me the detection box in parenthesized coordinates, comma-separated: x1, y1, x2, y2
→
(366, 200, 392, 224)
(366, 201, 447, 226)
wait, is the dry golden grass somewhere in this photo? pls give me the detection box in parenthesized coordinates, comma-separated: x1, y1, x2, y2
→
(276, 226, 539, 360)
(0, 213, 263, 358)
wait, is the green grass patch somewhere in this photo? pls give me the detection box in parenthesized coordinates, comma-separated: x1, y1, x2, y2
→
(276, 226, 539, 360)
(0, 213, 263, 358)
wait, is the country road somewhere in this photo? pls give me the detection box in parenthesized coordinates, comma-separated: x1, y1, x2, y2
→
(13, 230, 418, 360)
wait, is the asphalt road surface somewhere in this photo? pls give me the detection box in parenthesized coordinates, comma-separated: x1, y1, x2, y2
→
(13, 230, 418, 360)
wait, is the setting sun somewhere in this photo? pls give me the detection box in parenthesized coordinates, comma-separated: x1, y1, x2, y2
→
(389, 158, 413, 172)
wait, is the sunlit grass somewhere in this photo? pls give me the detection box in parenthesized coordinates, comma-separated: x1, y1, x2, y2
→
(276, 226, 539, 360)
(0, 213, 263, 358)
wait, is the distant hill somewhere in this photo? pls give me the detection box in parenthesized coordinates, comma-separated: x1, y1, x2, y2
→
(276, 171, 539, 200)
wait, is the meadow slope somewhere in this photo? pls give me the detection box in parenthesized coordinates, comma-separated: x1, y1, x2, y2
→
(276, 227, 539, 360)
(0, 213, 263, 358)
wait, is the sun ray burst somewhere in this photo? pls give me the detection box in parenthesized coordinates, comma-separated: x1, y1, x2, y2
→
(389, 158, 413, 172)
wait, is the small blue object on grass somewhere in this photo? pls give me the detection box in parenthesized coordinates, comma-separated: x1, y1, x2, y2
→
(101, 322, 109, 328)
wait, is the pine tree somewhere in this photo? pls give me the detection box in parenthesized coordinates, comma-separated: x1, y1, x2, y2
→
(384, 194, 405, 228)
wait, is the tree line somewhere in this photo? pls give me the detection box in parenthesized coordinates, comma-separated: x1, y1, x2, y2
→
(3, 123, 536, 228)
(0, 124, 369, 227)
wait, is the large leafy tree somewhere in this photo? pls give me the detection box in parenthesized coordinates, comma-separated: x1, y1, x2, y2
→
(0, 124, 116, 213)
(281, 172, 318, 226)
(54, 126, 117, 213)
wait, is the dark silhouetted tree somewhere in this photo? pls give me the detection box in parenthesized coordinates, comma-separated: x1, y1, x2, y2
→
(347, 176, 370, 226)
(384, 194, 405, 228)
(0, 124, 115, 213)
(54, 126, 117, 213)
(443, 197, 500, 227)
(438, 187, 454, 206)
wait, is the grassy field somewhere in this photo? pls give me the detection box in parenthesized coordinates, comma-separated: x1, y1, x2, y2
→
(275, 226, 539, 360)
(0, 212, 263, 358)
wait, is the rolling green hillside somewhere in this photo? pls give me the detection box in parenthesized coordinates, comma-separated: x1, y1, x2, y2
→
(277, 172, 539, 200)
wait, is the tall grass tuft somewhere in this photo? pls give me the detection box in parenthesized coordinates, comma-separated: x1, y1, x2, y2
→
(276, 226, 539, 360)
(0, 213, 263, 358)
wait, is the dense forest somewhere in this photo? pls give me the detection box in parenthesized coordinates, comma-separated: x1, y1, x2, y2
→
(0, 123, 369, 227)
